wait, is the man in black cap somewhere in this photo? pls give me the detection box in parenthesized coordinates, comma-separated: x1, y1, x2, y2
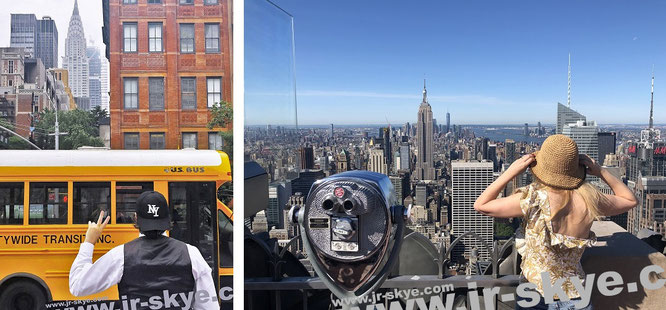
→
(69, 191, 219, 310)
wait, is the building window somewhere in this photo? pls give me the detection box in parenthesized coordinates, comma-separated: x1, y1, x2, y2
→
(123, 23, 138, 53)
(148, 23, 163, 53)
(147, 0, 162, 3)
(205, 24, 220, 53)
(124, 133, 140, 150)
(123, 78, 138, 110)
(150, 133, 166, 150)
(181, 77, 197, 110)
(123, 0, 138, 3)
(149, 77, 164, 111)
(204, 0, 219, 4)
(207, 77, 221, 108)
(179, 24, 195, 53)
(182, 133, 197, 149)
(8, 61, 13, 74)
(180, 0, 194, 4)
(208, 132, 224, 150)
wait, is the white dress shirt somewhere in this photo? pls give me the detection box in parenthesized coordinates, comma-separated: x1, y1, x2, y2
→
(69, 238, 220, 310)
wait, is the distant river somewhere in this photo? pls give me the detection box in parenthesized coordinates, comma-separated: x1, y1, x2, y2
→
(468, 126, 548, 144)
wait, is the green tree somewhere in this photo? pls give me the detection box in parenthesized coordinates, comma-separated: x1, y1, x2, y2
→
(207, 101, 233, 160)
(0, 121, 33, 150)
(494, 222, 516, 238)
(7, 136, 32, 149)
(90, 106, 109, 135)
(33, 109, 104, 150)
(207, 101, 233, 206)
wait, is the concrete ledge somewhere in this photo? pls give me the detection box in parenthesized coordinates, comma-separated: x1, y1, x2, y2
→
(583, 221, 666, 309)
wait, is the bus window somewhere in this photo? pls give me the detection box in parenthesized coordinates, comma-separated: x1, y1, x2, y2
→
(168, 182, 216, 267)
(29, 182, 68, 224)
(217, 181, 232, 207)
(73, 182, 111, 224)
(0, 182, 24, 225)
(116, 182, 153, 224)
(218, 210, 233, 268)
(168, 184, 191, 243)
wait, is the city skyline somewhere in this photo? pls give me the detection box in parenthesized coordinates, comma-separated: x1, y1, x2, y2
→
(0, 0, 105, 68)
(248, 0, 666, 126)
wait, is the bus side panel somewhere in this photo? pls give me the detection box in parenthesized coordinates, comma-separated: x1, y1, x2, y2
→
(0, 226, 138, 301)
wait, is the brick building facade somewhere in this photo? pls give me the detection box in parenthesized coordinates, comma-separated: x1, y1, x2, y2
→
(102, 0, 232, 150)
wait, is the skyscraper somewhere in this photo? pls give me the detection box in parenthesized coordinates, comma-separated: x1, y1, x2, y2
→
(389, 174, 410, 205)
(382, 127, 392, 171)
(564, 120, 599, 182)
(100, 55, 110, 111)
(446, 111, 450, 133)
(556, 103, 586, 134)
(336, 149, 350, 173)
(63, 0, 89, 107)
(482, 137, 489, 160)
(399, 142, 410, 172)
(416, 80, 435, 180)
(628, 176, 666, 236)
(10, 14, 58, 69)
(563, 120, 599, 162)
(368, 148, 387, 175)
(10, 14, 37, 58)
(451, 161, 494, 261)
(487, 144, 498, 171)
(299, 146, 315, 170)
(87, 46, 102, 110)
(415, 183, 428, 206)
(627, 70, 666, 184)
(598, 132, 617, 166)
(504, 139, 516, 165)
(268, 182, 291, 229)
(626, 70, 666, 239)
(291, 170, 326, 199)
(524, 123, 529, 136)
(36, 17, 58, 69)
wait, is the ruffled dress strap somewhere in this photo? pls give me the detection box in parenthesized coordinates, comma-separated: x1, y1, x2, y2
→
(538, 190, 597, 248)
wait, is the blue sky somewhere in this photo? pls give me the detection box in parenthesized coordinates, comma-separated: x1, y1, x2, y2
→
(245, 0, 666, 126)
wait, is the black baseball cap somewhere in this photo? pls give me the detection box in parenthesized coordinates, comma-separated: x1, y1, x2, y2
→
(135, 191, 171, 231)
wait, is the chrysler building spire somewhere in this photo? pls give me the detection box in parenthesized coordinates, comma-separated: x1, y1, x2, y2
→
(63, 0, 90, 109)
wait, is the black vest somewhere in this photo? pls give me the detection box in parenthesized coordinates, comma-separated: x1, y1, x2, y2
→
(118, 236, 196, 309)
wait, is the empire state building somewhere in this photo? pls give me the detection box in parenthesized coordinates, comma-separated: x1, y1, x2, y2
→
(416, 80, 435, 180)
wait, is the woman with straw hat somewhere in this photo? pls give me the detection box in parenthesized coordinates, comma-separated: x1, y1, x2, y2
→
(474, 134, 638, 310)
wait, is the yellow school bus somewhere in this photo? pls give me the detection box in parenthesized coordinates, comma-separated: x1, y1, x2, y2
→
(0, 150, 233, 309)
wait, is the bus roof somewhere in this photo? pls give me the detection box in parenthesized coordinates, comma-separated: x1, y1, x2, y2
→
(0, 150, 225, 167)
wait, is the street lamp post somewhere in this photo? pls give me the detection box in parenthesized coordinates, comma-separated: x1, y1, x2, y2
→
(48, 98, 68, 150)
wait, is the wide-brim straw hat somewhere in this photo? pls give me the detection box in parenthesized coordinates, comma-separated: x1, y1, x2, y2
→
(529, 134, 586, 190)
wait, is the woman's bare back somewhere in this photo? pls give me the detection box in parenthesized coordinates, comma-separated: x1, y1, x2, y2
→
(547, 190, 595, 239)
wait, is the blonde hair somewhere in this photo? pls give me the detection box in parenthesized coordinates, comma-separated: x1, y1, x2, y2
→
(533, 181, 604, 220)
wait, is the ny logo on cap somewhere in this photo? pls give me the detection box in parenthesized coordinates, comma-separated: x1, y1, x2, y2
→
(147, 204, 160, 217)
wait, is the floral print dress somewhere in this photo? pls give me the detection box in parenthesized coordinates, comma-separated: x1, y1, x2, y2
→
(515, 184, 596, 299)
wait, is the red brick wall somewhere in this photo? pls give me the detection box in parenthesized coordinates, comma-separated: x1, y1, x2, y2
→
(108, 0, 232, 150)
